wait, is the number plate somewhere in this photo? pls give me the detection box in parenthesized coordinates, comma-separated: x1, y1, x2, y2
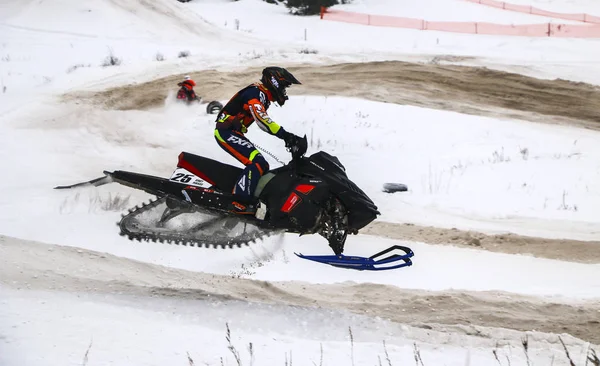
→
(169, 168, 208, 188)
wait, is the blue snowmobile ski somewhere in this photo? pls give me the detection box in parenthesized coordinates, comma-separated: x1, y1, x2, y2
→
(296, 245, 414, 271)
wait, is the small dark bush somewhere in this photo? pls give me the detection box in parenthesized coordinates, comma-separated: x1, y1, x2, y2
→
(101, 51, 121, 67)
(286, 0, 339, 15)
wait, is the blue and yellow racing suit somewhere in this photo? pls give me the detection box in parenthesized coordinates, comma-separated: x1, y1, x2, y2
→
(214, 83, 292, 199)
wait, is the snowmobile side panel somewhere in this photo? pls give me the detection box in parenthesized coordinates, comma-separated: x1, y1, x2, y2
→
(259, 172, 330, 233)
(293, 152, 380, 231)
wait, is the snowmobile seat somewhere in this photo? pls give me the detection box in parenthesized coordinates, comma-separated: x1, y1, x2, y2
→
(177, 152, 242, 192)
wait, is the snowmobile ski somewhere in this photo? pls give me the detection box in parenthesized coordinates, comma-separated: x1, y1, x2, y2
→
(295, 245, 414, 271)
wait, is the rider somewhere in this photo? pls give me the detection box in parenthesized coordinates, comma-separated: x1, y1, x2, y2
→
(177, 75, 198, 102)
(214, 66, 304, 201)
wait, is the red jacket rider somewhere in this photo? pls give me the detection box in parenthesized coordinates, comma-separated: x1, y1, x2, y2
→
(177, 75, 197, 102)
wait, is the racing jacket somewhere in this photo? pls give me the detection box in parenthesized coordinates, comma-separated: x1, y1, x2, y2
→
(215, 83, 285, 138)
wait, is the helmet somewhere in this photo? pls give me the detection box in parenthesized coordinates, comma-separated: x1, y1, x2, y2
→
(261, 67, 301, 106)
(180, 75, 196, 88)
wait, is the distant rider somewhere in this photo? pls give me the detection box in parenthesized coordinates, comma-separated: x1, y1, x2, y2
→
(177, 75, 198, 102)
(214, 66, 304, 201)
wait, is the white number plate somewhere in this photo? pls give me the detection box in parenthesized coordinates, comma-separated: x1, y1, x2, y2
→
(169, 168, 208, 188)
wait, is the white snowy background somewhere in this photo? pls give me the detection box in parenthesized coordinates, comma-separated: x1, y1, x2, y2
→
(1, 0, 599, 365)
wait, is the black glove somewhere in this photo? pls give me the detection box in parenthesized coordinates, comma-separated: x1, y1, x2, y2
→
(277, 128, 298, 147)
(278, 128, 307, 158)
(285, 133, 301, 149)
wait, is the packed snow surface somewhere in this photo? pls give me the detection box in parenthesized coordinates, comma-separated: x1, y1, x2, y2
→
(2, 0, 600, 365)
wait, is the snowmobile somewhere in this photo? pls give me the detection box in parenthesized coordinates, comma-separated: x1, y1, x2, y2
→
(55, 136, 414, 271)
(176, 92, 223, 115)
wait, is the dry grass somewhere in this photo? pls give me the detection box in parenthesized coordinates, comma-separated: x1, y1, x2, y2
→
(78, 322, 598, 366)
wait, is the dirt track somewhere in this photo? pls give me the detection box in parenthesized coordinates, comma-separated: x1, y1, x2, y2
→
(364, 221, 600, 264)
(2, 236, 600, 344)
(69, 60, 600, 129)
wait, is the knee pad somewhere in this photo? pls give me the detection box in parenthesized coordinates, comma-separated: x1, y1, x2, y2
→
(252, 154, 269, 176)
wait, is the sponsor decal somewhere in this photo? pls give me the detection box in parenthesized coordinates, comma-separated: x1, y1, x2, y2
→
(281, 192, 302, 213)
(237, 175, 246, 192)
(270, 76, 279, 88)
(295, 184, 315, 195)
(232, 201, 246, 211)
(227, 135, 254, 148)
(259, 91, 266, 105)
(250, 103, 272, 124)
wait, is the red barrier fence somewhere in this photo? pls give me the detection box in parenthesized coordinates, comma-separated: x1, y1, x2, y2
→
(320, 7, 600, 38)
(465, 0, 600, 24)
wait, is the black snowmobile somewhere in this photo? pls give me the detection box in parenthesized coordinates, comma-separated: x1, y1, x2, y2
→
(55, 136, 413, 271)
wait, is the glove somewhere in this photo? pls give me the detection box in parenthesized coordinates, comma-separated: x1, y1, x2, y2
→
(278, 128, 307, 159)
(278, 128, 299, 148)
(284, 133, 301, 149)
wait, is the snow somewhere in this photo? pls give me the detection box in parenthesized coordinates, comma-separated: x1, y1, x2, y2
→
(0, 0, 274, 94)
(2, 0, 600, 364)
(2, 287, 590, 366)
(187, 0, 600, 84)
(495, 0, 600, 14)
(253, 235, 600, 299)
(3, 0, 600, 96)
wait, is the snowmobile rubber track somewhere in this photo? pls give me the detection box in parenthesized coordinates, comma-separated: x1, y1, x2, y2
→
(118, 196, 277, 249)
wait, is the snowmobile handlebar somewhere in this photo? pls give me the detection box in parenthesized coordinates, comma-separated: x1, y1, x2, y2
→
(287, 134, 308, 163)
